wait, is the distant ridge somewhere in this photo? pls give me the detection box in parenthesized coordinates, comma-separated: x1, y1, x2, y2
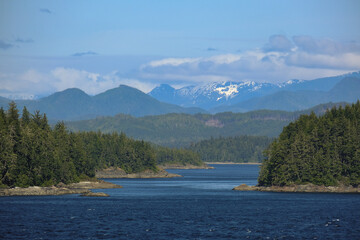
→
(66, 102, 350, 148)
(217, 77, 360, 112)
(0, 85, 207, 121)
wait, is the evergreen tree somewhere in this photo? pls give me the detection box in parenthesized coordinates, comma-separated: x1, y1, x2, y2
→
(0, 103, 202, 188)
(258, 101, 360, 187)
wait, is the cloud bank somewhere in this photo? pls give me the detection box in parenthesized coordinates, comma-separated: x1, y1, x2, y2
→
(140, 35, 360, 85)
(1, 35, 359, 99)
(0, 68, 156, 99)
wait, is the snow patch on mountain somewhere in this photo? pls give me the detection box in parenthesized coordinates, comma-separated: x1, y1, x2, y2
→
(177, 81, 265, 100)
(278, 79, 304, 88)
(215, 84, 239, 100)
(148, 71, 360, 110)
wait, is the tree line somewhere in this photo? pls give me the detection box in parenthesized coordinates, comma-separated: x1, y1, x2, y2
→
(258, 101, 360, 187)
(66, 102, 346, 148)
(188, 136, 273, 163)
(155, 145, 204, 166)
(0, 103, 203, 188)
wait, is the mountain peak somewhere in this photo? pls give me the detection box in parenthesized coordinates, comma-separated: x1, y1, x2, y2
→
(148, 84, 177, 103)
(150, 84, 175, 92)
(44, 88, 90, 100)
(160, 83, 175, 89)
(118, 84, 142, 91)
(61, 87, 87, 94)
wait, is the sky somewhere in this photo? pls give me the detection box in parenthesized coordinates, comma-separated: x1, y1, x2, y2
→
(0, 0, 360, 99)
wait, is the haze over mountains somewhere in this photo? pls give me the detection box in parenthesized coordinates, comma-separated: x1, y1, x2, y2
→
(0, 71, 359, 121)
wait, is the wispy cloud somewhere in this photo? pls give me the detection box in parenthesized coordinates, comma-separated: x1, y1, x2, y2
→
(72, 51, 98, 57)
(144, 57, 201, 68)
(0, 40, 14, 50)
(40, 8, 52, 14)
(51, 68, 155, 94)
(15, 38, 34, 44)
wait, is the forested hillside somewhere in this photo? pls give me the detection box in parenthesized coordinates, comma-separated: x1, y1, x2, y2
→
(189, 136, 273, 163)
(258, 101, 360, 187)
(66, 102, 348, 147)
(0, 103, 204, 188)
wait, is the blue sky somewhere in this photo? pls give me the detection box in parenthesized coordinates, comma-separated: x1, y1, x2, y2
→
(1, 0, 360, 98)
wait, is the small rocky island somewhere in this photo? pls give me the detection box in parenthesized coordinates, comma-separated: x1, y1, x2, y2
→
(0, 180, 121, 197)
(158, 163, 214, 170)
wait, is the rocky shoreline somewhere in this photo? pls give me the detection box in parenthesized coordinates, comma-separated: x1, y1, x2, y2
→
(95, 167, 182, 178)
(159, 163, 214, 169)
(0, 180, 122, 197)
(206, 162, 261, 165)
(233, 184, 360, 193)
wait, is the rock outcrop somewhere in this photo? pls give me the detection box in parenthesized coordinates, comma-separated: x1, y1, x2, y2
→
(233, 184, 360, 193)
(0, 180, 121, 197)
(159, 164, 214, 169)
(81, 192, 110, 197)
(95, 167, 182, 178)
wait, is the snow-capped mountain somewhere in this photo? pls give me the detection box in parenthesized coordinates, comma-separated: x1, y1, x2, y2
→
(149, 81, 285, 109)
(148, 71, 360, 110)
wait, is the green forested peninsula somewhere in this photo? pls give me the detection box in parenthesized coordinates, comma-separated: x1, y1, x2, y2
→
(189, 136, 273, 163)
(258, 101, 360, 187)
(155, 146, 204, 167)
(0, 103, 201, 188)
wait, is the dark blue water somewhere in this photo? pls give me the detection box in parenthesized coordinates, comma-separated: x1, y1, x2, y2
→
(1, 164, 359, 239)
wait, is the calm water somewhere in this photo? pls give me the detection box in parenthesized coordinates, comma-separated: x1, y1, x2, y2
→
(0, 164, 359, 239)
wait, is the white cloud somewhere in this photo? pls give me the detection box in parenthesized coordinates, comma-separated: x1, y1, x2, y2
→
(51, 68, 101, 94)
(49, 68, 157, 94)
(0, 68, 156, 99)
(285, 52, 360, 70)
(140, 36, 360, 84)
(207, 54, 242, 64)
(1, 35, 360, 99)
(145, 57, 201, 68)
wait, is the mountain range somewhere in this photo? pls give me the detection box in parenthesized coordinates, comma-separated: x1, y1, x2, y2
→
(215, 76, 360, 112)
(0, 85, 206, 121)
(0, 71, 359, 121)
(149, 71, 360, 111)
